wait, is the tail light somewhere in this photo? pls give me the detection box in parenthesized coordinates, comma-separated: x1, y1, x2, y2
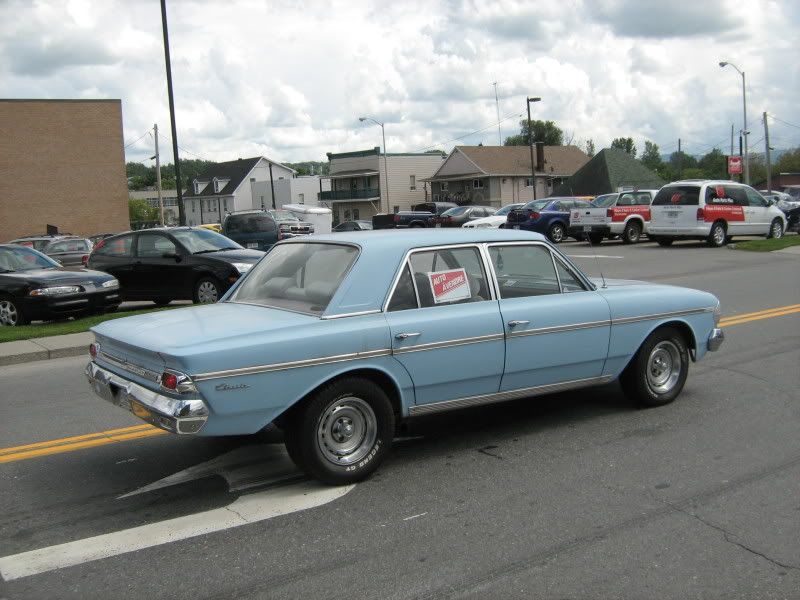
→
(81, 255, 89, 266)
(393, 214, 401, 223)
(530, 211, 540, 220)
(606, 209, 614, 218)
(160, 370, 197, 394)
(696, 207, 705, 220)
(89, 343, 98, 358)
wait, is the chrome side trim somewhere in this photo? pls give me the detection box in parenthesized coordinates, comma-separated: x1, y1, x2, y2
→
(612, 307, 713, 325)
(97, 350, 161, 384)
(193, 348, 392, 381)
(393, 332, 505, 354)
(320, 309, 382, 320)
(508, 319, 611, 338)
(408, 375, 615, 416)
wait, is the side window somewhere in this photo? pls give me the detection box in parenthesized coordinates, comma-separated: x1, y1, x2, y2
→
(96, 235, 133, 257)
(636, 193, 653, 205)
(555, 258, 586, 293)
(388, 265, 418, 312)
(48, 242, 68, 253)
(706, 185, 741, 206)
(617, 194, 634, 206)
(136, 234, 177, 258)
(745, 188, 767, 207)
(408, 247, 488, 308)
(489, 244, 559, 298)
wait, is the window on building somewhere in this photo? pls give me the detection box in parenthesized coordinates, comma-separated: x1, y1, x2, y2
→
(260, 196, 265, 208)
(525, 178, 534, 187)
(353, 208, 360, 220)
(250, 177, 256, 182)
(440, 181, 449, 191)
(410, 175, 416, 190)
(299, 193, 305, 204)
(393, 205, 400, 214)
(191, 201, 196, 213)
(473, 179, 484, 189)
(223, 199, 229, 212)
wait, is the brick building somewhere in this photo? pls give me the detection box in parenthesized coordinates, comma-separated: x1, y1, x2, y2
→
(0, 99, 129, 242)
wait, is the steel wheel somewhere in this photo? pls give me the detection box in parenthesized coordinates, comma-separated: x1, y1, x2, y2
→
(194, 278, 220, 304)
(0, 299, 20, 326)
(623, 221, 641, 244)
(646, 341, 682, 395)
(316, 396, 377, 466)
(768, 219, 783, 239)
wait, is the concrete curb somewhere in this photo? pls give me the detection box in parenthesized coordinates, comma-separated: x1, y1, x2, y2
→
(0, 332, 93, 367)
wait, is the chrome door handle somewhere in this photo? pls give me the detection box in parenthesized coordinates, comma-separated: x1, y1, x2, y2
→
(507, 320, 530, 327)
(395, 332, 421, 340)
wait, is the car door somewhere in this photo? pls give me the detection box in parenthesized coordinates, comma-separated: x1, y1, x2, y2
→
(487, 242, 611, 391)
(384, 245, 505, 406)
(132, 232, 190, 298)
(90, 234, 136, 295)
(744, 187, 771, 234)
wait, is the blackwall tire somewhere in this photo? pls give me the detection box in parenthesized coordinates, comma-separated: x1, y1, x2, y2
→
(707, 222, 727, 247)
(621, 326, 689, 407)
(622, 221, 642, 244)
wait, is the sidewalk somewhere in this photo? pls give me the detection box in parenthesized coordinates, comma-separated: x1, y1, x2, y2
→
(0, 332, 94, 366)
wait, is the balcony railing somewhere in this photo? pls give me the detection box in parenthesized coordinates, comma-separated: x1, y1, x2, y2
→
(320, 188, 380, 201)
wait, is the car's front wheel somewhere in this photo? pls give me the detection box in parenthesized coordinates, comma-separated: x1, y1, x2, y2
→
(621, 326, 689, 407)
(284, 377, 395, 485)
(193, 277, 221, 304)
(767, 218, 784, 239)
(547, 222, 566, 243)
(0, 296, 28, 326)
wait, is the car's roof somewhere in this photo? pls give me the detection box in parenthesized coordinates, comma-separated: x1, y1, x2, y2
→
(292, 227, 546, 250)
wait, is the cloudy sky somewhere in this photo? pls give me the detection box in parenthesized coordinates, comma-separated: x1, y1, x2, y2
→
(2, 0, 799, 166)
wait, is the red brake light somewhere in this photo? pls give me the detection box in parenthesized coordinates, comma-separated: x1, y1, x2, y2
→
(81, 255, 89, 266)
(531, 211, 540, 220)
(696, 207, 705, 220)
(95, 239, 106, 250)
(161, 372, 178, 390)
(89, 343, 98, 358)
(393, 214, 400, 222)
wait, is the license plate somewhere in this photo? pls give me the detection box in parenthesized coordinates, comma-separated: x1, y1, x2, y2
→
(666, 211, 680, 218)
(513, 225, 520, 230)
(247, 242, 259, 249)
(435, 223, 441, 228)
(583, 225, 592, 232)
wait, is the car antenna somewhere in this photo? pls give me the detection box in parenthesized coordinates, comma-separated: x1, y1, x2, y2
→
(583, 224, 607, 289)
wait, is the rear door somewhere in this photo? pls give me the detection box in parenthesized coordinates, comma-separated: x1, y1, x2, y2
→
(744, 187, 772, 234)
(704, 184, 747, 234)
(384, 245, 505, 406)
(651, 185, 701, 231)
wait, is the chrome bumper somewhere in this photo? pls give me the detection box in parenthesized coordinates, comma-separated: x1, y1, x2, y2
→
(707, 328, 725, 352)
(85, 361, 208, 434)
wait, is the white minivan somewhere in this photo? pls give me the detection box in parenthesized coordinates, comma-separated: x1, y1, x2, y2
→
(649, 180, 787, 247)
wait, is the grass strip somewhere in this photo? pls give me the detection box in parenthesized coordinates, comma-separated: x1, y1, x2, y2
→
(733, 235, 800, 252)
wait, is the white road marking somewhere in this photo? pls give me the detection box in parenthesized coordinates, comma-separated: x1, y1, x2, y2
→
(566, 254, 624, 259)
(403, 512, 428, 521)
(115, 458, 137, 465)
(0, 481, 354, 581)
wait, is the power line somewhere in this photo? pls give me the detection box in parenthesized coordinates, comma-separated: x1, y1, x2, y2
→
(123, 130, 151, 148)
(768, 114, 800, 130)
(414, 111, 525, 152)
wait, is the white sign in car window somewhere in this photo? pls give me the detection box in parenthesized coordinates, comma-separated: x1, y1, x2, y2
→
(428, 268, 471, 304)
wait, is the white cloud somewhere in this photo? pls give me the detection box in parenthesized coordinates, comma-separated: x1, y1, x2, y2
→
(0, 0, 798, 165)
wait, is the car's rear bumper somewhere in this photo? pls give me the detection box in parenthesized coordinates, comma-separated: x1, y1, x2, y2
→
(85, 361, 208, 434)
(707, 328, 724, 352)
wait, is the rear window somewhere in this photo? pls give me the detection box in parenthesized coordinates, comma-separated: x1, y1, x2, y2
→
(591, 194, 619, 208)
(521, 200, 550, 211)
(441, 206, 469, 216)
(231, 243, 358, 315)
(225, 214, 276, 234)
(652, 186, 700, 206)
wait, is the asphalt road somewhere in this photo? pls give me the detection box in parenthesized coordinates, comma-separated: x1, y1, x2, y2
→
(1, 238, 798, 599)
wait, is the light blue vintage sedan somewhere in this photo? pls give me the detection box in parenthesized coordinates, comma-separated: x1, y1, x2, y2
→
(86, 229, 724, 484)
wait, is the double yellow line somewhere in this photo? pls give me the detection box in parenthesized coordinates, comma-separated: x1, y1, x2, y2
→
(718, 303, 800, 328)
(0, 424, 165, 464)
(1, 303, 798, 465)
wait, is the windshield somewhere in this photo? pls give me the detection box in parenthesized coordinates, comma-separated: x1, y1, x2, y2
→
(441, 206, 469, 216)
(591, 194, 619, 208)
(268, 210, 297, 221)
(521, 200, 550, 211)
(231, 243, 358, 315)
(172, 229, 242, 253)
(0, 245, 60, 271)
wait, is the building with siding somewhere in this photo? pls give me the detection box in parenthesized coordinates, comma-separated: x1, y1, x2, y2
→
(251, 175, 330, 210)
(0, 99, 129, 241)
(423, 145, 590, 207)
(321, 147, 446, 224)
(552, 148, 665, 196)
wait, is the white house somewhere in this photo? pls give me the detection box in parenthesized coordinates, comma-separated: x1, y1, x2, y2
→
(250, 175, 331, 210)
(182, 156, 295, 226)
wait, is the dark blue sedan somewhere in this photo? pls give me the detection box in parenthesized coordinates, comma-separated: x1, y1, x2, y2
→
(504, 197, 593, 243)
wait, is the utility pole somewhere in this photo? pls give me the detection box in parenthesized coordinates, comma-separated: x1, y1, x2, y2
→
(160, 0, 185, 225)
(764, 111, 772, 193)
(153, 124, 165, 226)
(526, 96, 541, 201)
(730, 124, 734, 156)
(492, 81, 502, 146)
(677, 138, 682, 179)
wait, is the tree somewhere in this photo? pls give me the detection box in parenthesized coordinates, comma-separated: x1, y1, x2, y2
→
(585, 139, 595, 157)
(697, 148, 727, 180)
(640, 141, 663, 172)
(504, 119, 564, 146)
(776, 147, 800, 172)
(611, 137, 637, 157)
(129, 199, 159, 223)
(668, 150, 697, 176)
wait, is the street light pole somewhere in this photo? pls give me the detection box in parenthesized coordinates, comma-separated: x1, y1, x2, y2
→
(719, 61, 749, 185)
(526, 97, 541, 201)
(359, 117, 390, 214)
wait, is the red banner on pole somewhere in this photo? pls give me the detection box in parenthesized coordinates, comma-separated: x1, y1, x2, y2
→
(727, 155, 743, 175)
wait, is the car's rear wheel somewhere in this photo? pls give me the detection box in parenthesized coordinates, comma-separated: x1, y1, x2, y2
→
(621, 326, 689, 407)
(193, 277, 221, 304)
(622, 221, 642, 244)
(284, 377, 394, 485)
(707, 221, 727, 247)
(767, 218, 784, 239)
(547, 222, 566, 243)
(0, 296, 28, 326)
(587, 232, 604, 245)
(655, 236, 674, 246)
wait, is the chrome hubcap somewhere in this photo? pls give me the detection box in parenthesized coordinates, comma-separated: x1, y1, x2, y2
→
(317, 396, 377, 465)
(627, 224, 640, 241)
(713, 226, 725, 245)
(197, 281, 218, 303)
(551, 226, 563, 242)
(772, 222, 783, 238)
(0, 300, 19, 326)
(646, 341, 682, 394)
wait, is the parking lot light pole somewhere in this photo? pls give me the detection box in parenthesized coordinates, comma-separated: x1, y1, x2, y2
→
(526, 97, 541, 200)
(719, 61, 749, 185)
(359, 117, 389, 213)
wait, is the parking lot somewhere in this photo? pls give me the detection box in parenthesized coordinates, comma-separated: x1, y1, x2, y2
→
(1, 238, 798, 599)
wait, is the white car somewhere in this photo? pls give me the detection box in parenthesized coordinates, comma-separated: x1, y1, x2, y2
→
(649, 180, 787, 247)
(462, 203, 524, 228)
